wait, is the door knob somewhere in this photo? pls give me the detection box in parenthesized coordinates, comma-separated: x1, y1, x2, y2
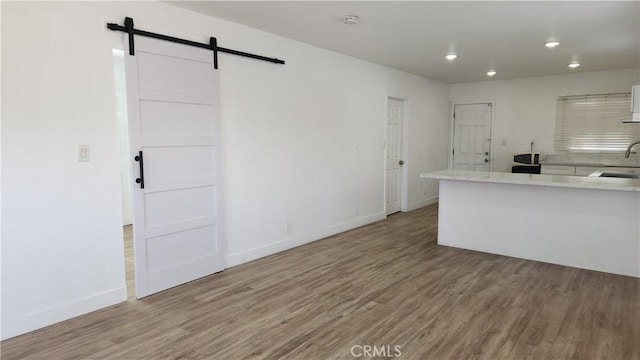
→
(485, 152, 489, 155)
(399, 160, 405, 165)
(484, 159, 489, 163)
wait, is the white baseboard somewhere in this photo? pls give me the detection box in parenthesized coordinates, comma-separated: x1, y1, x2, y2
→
(404, 196, 438, 212)
(225, 211, 386, 268)
(224, 251, 246, 268)
(1, 287, 126, 340)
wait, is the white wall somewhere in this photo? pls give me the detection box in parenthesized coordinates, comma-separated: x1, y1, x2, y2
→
(1, 1, 449, 339)
(450, 68, 640, 172)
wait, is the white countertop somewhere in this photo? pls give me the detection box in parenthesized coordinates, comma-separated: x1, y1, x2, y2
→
(420, 170, 640, 192)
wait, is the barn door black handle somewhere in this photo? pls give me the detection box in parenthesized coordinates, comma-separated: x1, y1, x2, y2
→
(134, 150, 145, 189)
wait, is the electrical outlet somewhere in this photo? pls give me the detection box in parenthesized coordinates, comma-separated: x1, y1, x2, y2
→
(78, 144, 90, 162)
(285, 221, 292, 233)
(353, 206, 358, 216)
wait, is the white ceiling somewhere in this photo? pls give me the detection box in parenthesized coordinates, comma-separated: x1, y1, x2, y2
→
(167, 1, 640, 84)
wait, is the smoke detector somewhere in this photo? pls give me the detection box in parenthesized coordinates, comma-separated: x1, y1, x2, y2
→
(343, 15, 359, 25)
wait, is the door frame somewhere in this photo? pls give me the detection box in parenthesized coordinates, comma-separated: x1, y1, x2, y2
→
(113, 47, 137, 300)
(449, 100, 496, 172)
(384, 94, 409, 215)
(113, 49, 133, 226)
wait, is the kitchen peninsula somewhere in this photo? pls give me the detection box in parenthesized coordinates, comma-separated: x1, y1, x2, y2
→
(421, 170, 640, 277)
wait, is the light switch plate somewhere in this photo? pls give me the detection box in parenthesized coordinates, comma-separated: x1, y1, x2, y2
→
(78, 144, 90, 162)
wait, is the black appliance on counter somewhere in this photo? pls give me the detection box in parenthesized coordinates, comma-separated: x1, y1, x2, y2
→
(512, 152, 541, 174)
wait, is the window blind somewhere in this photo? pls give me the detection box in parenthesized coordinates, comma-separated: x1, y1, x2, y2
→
(554, 93, 640, 152)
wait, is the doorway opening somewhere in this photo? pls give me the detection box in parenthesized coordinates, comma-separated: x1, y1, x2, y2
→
(113, 49, 135, 301)
(385, 97, 407, 216)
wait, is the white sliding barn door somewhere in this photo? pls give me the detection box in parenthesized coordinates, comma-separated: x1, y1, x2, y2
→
(125, 37, 224, 298)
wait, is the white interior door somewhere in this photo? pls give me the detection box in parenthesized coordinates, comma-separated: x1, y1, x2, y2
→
(125, 36, 224, 298)
(386, 98, 404, 215)
(453, 103, 492, 172)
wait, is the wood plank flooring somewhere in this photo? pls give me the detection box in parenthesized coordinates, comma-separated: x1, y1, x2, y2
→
(124, 225, 135, 301)
(2, 204, 639, 359)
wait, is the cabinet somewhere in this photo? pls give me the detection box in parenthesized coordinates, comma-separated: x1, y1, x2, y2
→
(542, 165, 610, 177)
(540, 165, 575, 175)
(541, 164, 639, 176)
(575, 166, 601, 176)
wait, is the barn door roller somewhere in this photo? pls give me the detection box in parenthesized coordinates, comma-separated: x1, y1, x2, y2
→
(106, 17, 285, 69)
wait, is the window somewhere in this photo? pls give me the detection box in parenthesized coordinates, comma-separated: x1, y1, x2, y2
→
(554, 93, 640, 152)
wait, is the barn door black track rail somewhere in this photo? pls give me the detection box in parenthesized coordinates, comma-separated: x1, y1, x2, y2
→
(106, 17, 285, 69)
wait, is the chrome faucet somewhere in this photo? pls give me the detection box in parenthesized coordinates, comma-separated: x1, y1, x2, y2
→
(625, 140, 640, 158)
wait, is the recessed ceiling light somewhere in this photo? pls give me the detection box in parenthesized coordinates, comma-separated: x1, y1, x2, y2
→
(568, 62, 581, 68)
(487, 70, 497, 76)
(445, 53, 458, 60)
(343, 15, 359, 25)
(545, 41, 561, 48)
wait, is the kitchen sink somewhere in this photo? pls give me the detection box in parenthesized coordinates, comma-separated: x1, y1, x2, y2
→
(588, 168, 640, 179)
(598, 172, 640, 179)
